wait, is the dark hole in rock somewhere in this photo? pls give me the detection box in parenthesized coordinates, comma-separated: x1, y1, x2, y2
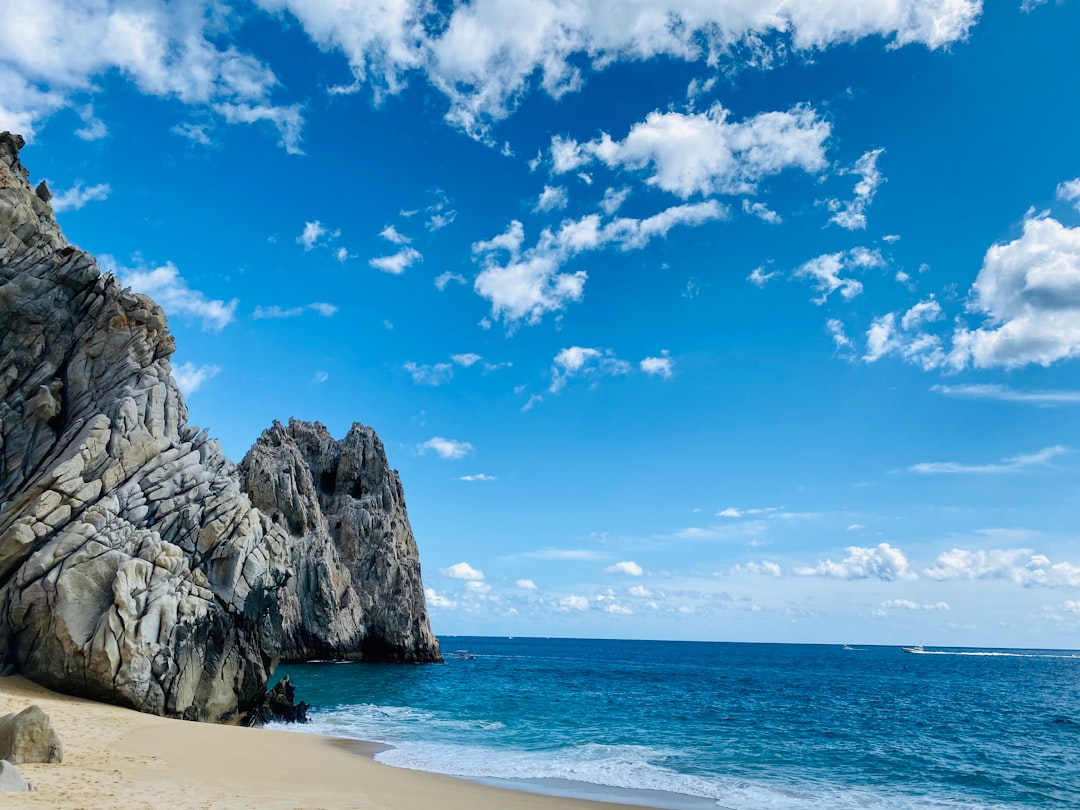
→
(319, 469, 337, 494)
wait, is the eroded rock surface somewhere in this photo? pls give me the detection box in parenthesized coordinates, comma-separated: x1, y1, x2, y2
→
(0, 132, 290, 721)
(240, 419, 441, 663)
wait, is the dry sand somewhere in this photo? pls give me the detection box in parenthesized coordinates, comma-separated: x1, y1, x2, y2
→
(0, 675, 637, 809)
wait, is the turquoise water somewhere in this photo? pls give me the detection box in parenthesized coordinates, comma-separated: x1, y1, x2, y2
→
(273, 638, 1080, 809)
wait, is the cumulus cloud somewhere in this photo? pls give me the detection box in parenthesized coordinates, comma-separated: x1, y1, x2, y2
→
(743, 199, 782, 224)
(549, 346, 631, 393)
(298, 221, 337, 251)
(516, 578, 538, 590)
(909, 445, 1068, 474)
(748, 266, 779, 288)
(560, 595, 590, 611)
(115, 259, 237, 332)
(924, 548, 1080, 588)
(380, 224, 411, 244)
(419, 437, 474, 459)
(0, 0, 299, 142)
(734, 561, 783, 576)
(534, 185, 569, 213)
(440, 562, 485, 581)
(458, 473, 497, 482)
(172, 361, 220, 396)
(628, 585, 653, 598)
(794, 248, 884, 304)
(827, 148, 885, 230)
(370, 246, 423, 274)
(48, 181, 111, 213)
(604, 561, 644, 576)
(451, 353, 482, 367)
(796, 542, 915, 581)
(551, 103, 830, 198)
(424, 587, 456, 609)
(932, 384, 1080, 406)
(1057, 178, 1080, 212)
(473, 202, 725, 325)
(640, 351, 674, 379)
(950, 214, 1080, 369)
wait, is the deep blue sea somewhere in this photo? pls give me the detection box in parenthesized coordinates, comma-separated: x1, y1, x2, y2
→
(272, 638, 1080, 809)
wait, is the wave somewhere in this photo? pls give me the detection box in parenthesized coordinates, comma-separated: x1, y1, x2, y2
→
(906, 650, 1080, 659)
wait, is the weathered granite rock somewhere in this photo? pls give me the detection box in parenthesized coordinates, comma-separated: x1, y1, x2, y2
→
(240, 420, 441, 663)
(0, 760, 30, 792)
(0, 132, 292, 721)
(0, 705, 62, 764)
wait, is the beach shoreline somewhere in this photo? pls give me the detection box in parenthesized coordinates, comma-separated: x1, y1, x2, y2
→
(0, 675, 641, 809)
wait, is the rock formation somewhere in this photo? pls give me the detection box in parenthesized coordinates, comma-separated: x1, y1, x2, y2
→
(0, 132, 439, 722)
(0, 705, 62, 764)
(240, 419, 441, 663)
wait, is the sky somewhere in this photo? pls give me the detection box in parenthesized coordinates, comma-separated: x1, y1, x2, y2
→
(5, 0, 1080, 649)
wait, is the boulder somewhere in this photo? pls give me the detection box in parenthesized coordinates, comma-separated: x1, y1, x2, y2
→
(0, 760, 30, 792)
(239, 675, 310, 726)
(0, 705, 62, 764)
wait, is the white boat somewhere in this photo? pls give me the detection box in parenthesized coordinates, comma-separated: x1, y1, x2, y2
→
(901, 644, 924, 654)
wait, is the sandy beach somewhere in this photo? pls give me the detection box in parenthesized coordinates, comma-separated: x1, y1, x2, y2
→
(0, 675, 636, 810)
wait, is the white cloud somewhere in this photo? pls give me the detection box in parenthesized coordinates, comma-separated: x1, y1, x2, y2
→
(370, 246, 423, 274)
(951, 214, 1080, 369)
(1057, 178, 1080, 212)
(424, 588, 456, 609)
(560, 595, 590, 611)
(925, 548, 1080, 588)
(796, 543, 915, 581)
(214, 101, 304, 155)
(827, 318, 854, 353)
(628, 585, 653, 598)
(458, 473, 497, 482)
(640, 351, 674, 379)
(794, 248, 883, 304)
(171, 122, 212, 146)
(880, 599, 950, 611)
(380, 225, 411, 244)
(258, 0, 977, 140)
(435, 271, 467, 291)
(550, 346, 631, 393)
(48, 181, 111, 213)
(932, 384, 1080, 406)
(735, 561, 782, 576)
(748, 266, 779, 288)
(1020, 0, 1049, 12)
(717, 508, 742, 518)
(298, 221, 330, 251)
(473, 203, 725, 325)
(465, 580, 491, 594)
(419, 436, 474, 460)
(451, 353, 482, 367)
(253, 302, 337, 319)
(861, 298, 947, 368)
(516, 579, 538, 591)
(600, 186, 631, 215)
(604, 560, 644, 576)
(0, 1, 294, 142)
(742, 199, 782, 224)
(827, 148, 885, 230)
(312, 370, 329, 384)
(534, 185, 569, 213)
(115, 259, 237, 332)
(404, 361, 454, 386)
(172, 361, 220, 396)
(552, 103, 830, 198)
(440, 562, 485, 581)
(909, 445, 1068, 474)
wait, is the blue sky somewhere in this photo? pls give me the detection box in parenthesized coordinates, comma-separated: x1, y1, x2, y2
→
(6, 0, 1080, 648)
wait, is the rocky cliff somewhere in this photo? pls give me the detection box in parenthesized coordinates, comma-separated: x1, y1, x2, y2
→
(0, 132, 439, 721)
(240, 420, 441, 662)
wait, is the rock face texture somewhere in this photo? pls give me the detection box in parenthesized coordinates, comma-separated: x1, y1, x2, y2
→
(239, 420, 441, 663)
(0, 132, 439, 721)
(0, 704, 63, 764)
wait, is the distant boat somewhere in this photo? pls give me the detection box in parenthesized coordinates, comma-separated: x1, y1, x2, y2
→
(902, 644, 925, 654)
(454, 650, 477, 660)
(842, 644, 859, 651)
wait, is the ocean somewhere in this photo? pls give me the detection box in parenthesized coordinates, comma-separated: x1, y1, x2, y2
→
(271, 638, 1080, 809)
